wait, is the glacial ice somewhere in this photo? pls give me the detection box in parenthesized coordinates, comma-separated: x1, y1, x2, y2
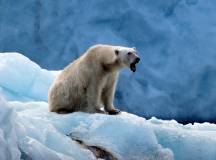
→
(0, 52, 216, 160)
(1, 0, 216, 122)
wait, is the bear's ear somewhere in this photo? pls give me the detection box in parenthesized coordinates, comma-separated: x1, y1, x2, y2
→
(115, 49, 119, 56)
(132, 47, 136, 50)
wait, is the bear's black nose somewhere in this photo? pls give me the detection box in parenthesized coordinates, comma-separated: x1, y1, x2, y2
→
(135, 57, 140, 63)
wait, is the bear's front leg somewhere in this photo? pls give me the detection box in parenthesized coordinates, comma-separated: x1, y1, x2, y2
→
(102, 73, 121, 115)
(87, 78, 106, 114)
(107, 107, 121, 115)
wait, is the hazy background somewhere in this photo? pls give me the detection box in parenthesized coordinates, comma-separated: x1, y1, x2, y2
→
(1, 0, 216, 123)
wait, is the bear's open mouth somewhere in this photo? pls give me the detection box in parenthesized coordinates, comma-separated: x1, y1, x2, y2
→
(130, 63, 136, 72)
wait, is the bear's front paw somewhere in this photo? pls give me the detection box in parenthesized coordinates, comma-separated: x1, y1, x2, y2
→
(107, 108, 121, 115)
(95, 108, 107, 114)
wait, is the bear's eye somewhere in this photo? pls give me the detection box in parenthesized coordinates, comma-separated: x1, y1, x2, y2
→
(127, 52, 132, 55)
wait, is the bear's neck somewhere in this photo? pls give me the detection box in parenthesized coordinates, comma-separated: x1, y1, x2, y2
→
(102, 59, 122, 73)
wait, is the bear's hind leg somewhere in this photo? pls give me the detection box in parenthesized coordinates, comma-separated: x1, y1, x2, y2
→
(50, 105, 74, 114)
(56, 108, 74, 114)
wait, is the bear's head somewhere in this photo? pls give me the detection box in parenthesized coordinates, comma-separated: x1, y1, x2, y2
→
(114, 47, 140, 72)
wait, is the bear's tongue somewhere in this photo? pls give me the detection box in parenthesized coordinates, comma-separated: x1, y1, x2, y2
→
(130, 63, 136, 72)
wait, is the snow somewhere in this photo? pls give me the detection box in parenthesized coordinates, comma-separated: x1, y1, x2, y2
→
(0, 52, 216, 160)
(1, 0, 216, 122)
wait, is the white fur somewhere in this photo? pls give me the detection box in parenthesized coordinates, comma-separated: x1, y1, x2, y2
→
(48, 44, 138, 114)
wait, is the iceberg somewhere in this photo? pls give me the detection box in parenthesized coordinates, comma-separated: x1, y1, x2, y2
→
(0, 52, 216, 160)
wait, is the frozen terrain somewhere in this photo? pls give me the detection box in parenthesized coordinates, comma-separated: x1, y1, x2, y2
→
(1, 0, 216, 122)
(0, 52, 216, 160)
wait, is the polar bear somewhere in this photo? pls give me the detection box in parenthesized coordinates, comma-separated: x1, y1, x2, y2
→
(48, 44, 140, 115)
